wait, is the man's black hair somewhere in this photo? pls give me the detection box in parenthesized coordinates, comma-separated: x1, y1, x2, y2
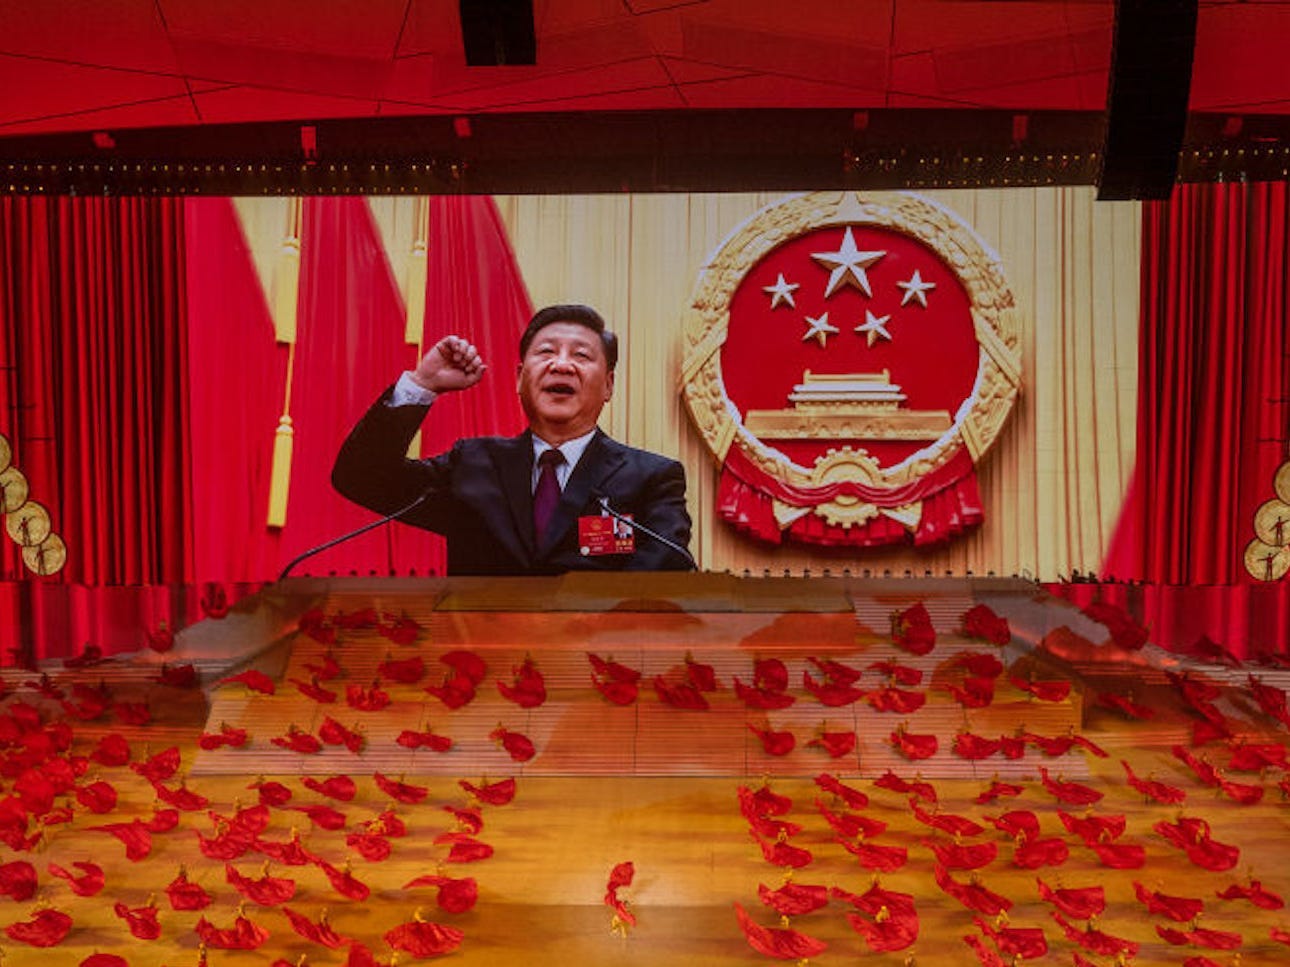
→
(519, 304, 618, 371)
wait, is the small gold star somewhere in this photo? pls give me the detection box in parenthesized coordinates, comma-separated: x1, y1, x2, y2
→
(802, 312, 839, 348)
(897, 269, 936, 308)
(763, 273, 799, 309)
(855, 309, 893, 346)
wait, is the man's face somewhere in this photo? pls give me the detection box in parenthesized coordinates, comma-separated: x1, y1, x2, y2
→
(516, 320, 614, 444)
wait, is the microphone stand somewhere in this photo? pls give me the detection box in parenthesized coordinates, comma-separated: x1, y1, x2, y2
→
(594, 495, 697, 571)
(277, 489, 433, 582)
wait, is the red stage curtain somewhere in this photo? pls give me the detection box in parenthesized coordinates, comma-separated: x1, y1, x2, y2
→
(0, 197, 191, 587)
(1108, 182, 1290, 585)
(270, 197, 437, 578)
(183, 198, 286, 583)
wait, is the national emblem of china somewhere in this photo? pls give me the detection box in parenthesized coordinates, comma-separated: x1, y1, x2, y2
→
(681, 191, 1021, 549)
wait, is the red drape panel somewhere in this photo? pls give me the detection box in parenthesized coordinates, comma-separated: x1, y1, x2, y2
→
(0, 197, 191, 587)
(184, 198, 286, 583)
(1108, 182, 1290, 585)
(420, 195, 530, 455)
(272, 197, 438, 578)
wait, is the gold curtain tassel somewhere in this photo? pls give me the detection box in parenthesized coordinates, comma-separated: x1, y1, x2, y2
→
(271, 236, 301, 344)
(267, 415, 294, 528)
(405, 238, 427, 346)
(272, 198, 303, 344)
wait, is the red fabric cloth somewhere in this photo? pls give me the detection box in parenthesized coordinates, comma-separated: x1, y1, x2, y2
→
(806, 729, 855, 758)
(734, 902, 827, 959)
(404, 873, 479, 914)
(195, 913, 269, 950)
(226, 864, 297, 905)
(815, 773, 869, 809)
(758, 880, 829, 916)
(374, 772, 428, 804)
(459, 777, 516, 806)
(1036, 879, 1105, 919)
(165, 868, 212, 910)
(891, 728, 938, 760)
(1037, 767, 1103, 805)
(497, 659, 546, 708)
(113, 900, 161, 940)
(838, 839, 907, 872)
(0, 860, 37, 901)
(492, 726, 537, 762)
(282, 906, 350, 949)
(317, 860, 370, 901)
(749, 724, 796, 756)
(301, 775, 357, 802)
(925, 838, 998, 871)
(934, 865, 1012, 915)
(973, 917, 1048, 960)
(753, 833, 813, 868)
(1216, 879, 1284, 910)
(803, 670, 866, 706)
(4, 908, 73, 947)
(815, 801, 884, 839)
(1122, 759, 1187, 804)
(1051, 911, 1139, 958)
(1134, 881, 1204, 922)
(48, 861, 105, 897)
(397, 728, 453, 753)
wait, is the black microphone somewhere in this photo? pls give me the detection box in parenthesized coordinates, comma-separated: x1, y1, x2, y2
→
(277, 487, 434, 582)
(593, 493, 697, 571)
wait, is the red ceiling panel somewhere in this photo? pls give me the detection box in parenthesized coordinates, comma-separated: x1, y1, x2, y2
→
(679, 18, 889, 94)
(0, 0, 1286, 139)
(0, 54, 193, 133)
(191, 86, 381, 125)
(169, 35, 394, 102)
(1192, 6, 1290, 111)
(159, 0, 409, 58)
(0, 0, 179, 73)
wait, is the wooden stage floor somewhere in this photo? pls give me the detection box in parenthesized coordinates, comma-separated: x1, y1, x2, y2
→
(4, 576, 1290, 966)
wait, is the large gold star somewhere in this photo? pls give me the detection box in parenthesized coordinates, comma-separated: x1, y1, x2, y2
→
(811, 227, 886, 298)
(854, 309, 892, 346)
(897, 269, 936, 307)
(763, 273, 799, 309)
(801, 312, 839, 348)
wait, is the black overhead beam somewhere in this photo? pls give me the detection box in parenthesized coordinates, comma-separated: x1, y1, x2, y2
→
(1098, 0, 1200, 200)
(0, 109, 1286, 197)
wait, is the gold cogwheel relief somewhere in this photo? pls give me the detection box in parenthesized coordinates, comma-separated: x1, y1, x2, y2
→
(680, 191, 1022, 491)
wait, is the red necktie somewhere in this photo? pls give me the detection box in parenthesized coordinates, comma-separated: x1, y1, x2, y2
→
(532, 448, 564, 545)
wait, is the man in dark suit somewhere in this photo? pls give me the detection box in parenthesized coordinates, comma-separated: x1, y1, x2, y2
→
(332, 304, 692, 575)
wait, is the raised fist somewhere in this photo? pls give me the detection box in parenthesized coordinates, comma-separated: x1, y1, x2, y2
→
(411, 336, 486, 393)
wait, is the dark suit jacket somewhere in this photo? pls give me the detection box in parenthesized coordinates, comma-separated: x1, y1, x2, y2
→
(332, 388, 692, 575)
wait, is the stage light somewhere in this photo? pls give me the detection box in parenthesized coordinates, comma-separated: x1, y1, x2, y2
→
(300, 126, 317, 162)
(1011, 114, 1029, 145)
